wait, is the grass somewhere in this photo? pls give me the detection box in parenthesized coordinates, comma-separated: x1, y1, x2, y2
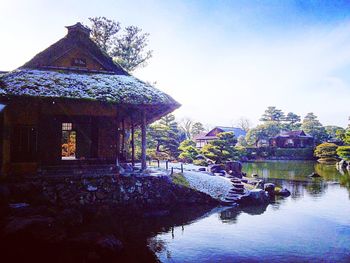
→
(172, 173, 190, 188)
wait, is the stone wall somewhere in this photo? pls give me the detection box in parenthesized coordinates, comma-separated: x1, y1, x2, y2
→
(4, 174, 216, 209)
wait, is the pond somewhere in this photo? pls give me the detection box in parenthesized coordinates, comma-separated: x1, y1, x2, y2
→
(151, 161, 350, 262)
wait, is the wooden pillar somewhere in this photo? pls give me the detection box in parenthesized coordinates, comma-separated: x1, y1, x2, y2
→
(121, 119, 125, 160)
(141, 113, 147, 170)
(131, 121, 135, 167)
(115, 117, 120, 167)
(2, 108, 10, 176)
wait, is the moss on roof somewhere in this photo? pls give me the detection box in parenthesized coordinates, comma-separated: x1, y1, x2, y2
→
(0, 69, 180, 107)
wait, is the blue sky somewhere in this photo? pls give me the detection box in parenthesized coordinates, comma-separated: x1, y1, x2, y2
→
(1, 0, 350, 127)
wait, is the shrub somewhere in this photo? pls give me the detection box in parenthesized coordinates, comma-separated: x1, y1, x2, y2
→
(314, 143, 338, 159)
(337, 146, 350, 161)
(275, 147, 314, 159)
(193, 159, 209, 166)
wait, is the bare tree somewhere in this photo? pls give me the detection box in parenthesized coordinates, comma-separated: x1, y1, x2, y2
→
(234, 117, 252, 132)
(180, 118, 193, 139)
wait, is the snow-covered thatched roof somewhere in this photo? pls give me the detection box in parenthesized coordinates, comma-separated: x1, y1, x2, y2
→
(0, 22, 180, 120)
(0, 69, 179, 107)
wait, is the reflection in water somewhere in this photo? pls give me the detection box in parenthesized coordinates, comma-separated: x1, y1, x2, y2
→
(219, 205, 269, 224)
(243, 161, 350, 197)
(153, 161, 350, 263)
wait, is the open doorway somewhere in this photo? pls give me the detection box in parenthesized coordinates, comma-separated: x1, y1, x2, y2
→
(61, 122, 76, 160)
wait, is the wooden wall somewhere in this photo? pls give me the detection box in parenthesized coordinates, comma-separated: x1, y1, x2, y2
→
(51, 47, 108, 72)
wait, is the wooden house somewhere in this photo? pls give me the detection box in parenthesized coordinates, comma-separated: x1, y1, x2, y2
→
(269, 130, 314, 148)
(194, 126, 246, 148)
(0, 23, 180, 176)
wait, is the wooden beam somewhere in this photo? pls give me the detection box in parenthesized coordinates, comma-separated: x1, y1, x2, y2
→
(141, 112, 147, 170)
(131, 120, 135, 167)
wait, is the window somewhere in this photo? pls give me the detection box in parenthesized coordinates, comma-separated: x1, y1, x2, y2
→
(11, 126, 37, 162)
(61, 123, 76, 160)
(62, 122, 72, 131)
(71, 58, 87, 67)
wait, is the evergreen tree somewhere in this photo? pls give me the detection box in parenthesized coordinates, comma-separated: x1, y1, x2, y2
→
(301, 113, 328, 144)
(89, 16, 153, 71)
(200, 132, 238, 163)
(245, 122, 280, 146)
(284, 112, 301, 130)
(178, 140, 199, 163)
(260, 106, 285, 123)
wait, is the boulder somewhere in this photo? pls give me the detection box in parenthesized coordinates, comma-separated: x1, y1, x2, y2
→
(244, 189, 269, 205)
(198, 167, 206, 172)
(251, 173, 259, 177)
(209, 164, 225, 174)
(264, 183, 275, 196)
(225, 161, 243, 178)
(338, 160, 347, 169)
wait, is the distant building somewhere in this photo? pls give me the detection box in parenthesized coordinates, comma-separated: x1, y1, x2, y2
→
(194, 126, 246, 148)
(269, 130, 314, 148)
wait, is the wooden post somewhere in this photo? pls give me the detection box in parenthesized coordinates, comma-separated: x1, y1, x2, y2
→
(166, 160, 168, 170)
(131, 121, 135, 167)
(171, 167, 174, 175)
(181, 163, 184, 173)
(157, 159, 160, 168)
(121, 119, 125, 160)
(141, 113, 147, 170)
(115, 117, 120, 167)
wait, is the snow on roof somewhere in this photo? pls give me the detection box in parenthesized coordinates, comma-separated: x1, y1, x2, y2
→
(0, 69, 180, 107)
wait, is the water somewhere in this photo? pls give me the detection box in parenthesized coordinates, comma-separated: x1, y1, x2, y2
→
(152, 161, 350, 262)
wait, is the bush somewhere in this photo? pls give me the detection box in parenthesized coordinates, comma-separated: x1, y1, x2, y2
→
(314, 143, 338, 159)
(275, 147, 314, 159)
(337, 146, 350, 161)
(193, 159, 209, 166)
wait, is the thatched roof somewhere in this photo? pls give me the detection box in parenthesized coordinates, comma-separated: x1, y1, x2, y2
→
(21, 23, 127, 75)
(0, 69, 179, 106)
(0, 23, 180, 119)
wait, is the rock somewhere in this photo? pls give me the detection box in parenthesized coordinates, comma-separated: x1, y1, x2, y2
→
(244, 189, 269, 205)
(55, 208, 83, 227)
(309, 172, 321, 178)
(9, 203, 29, 209)
(338, 160, 347, 169)
(209, 164, 225, 174)
(225, 161, 243, 177)
(276, 188, 291, 197)
(198, 167, 206, 172)
(264, 183, 275, 196)
(121, 163, 133, 172)
(87, 185, 98, 191)
(251, 173, 259, 177)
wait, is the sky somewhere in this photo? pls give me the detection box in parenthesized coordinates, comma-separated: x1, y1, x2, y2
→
(1, 0, 350, 128)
